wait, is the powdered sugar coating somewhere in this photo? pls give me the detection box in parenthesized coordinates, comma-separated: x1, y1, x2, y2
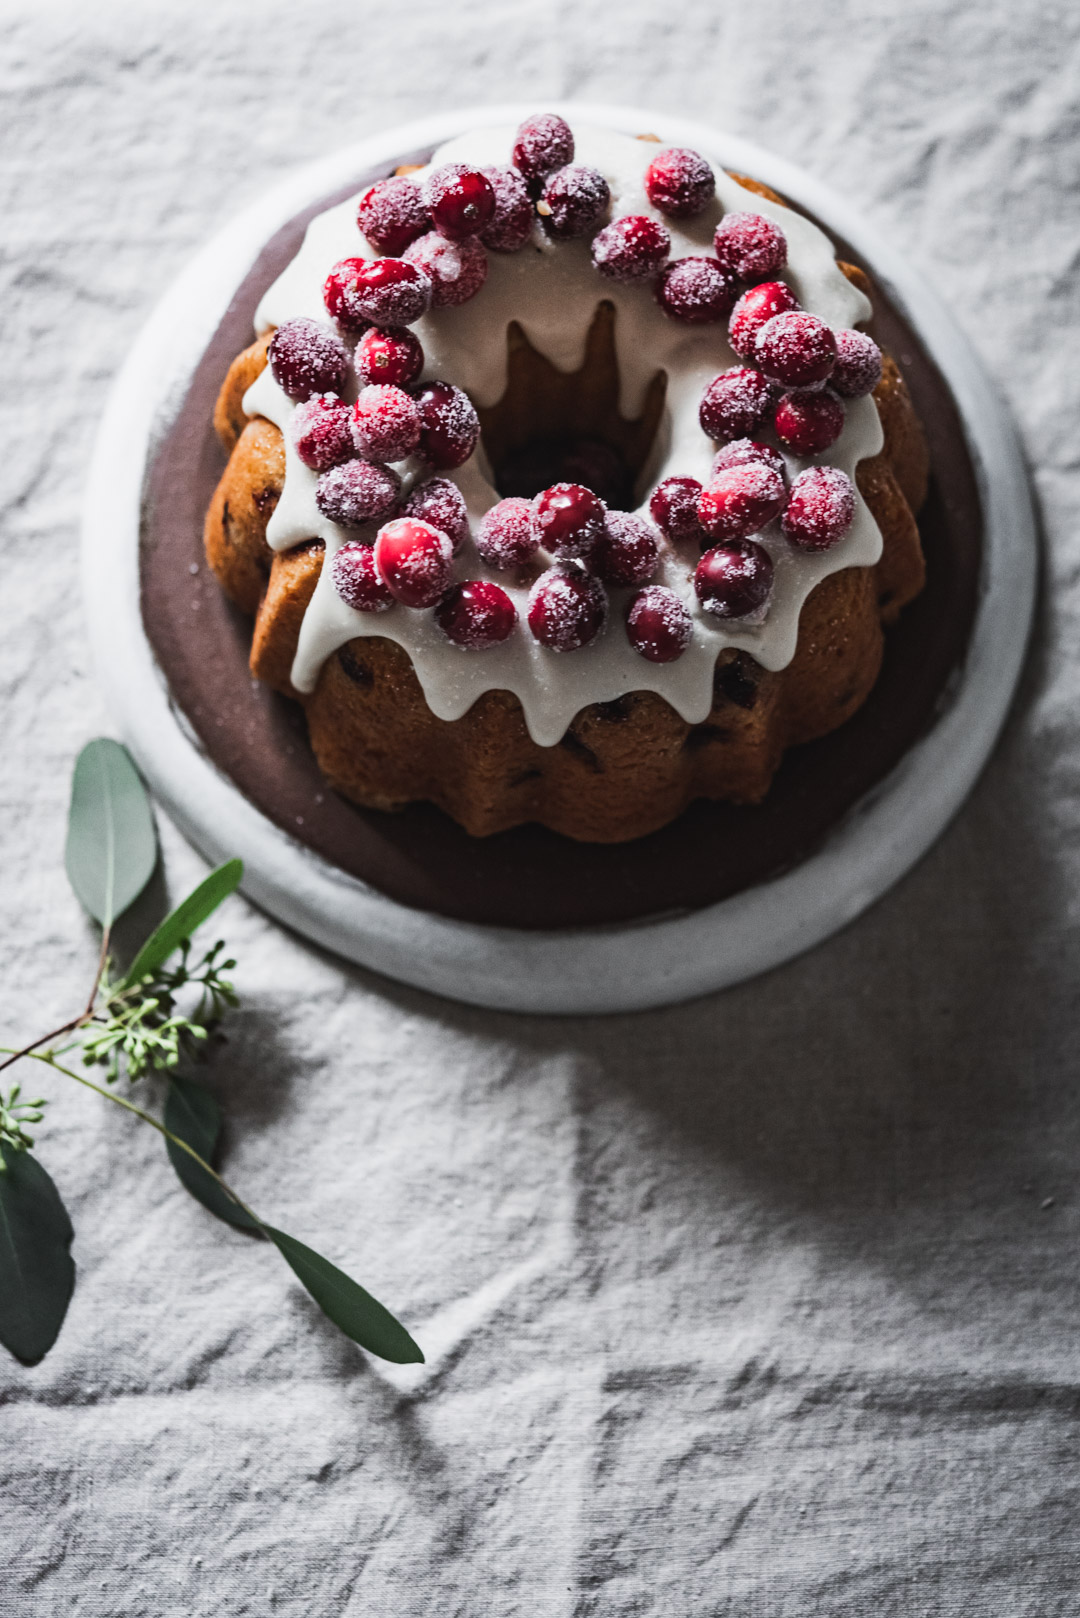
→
(435, 580, 517, 649)
(698, 463, 787, 541)
(755, 311, 838, 387)
(290, 393, 354, 471)
(512, 113, 574, 192)
(626, 585, 693, 662)
(695, 542, 775, 619)
(404, 232, 488, 307)
(644, 148, 715, 219)
(699, 367, 777, 442)
(315, 459, 401, 527)
(354, 325, 424, 388)
(479, 165, 534, 252)
(781, 465, 856, 550)
(656, 256, 739, 324)
(374, 517, 454, 608)
(403, 477, 470, 552)
(356, 177, 429, 256)
(650, 476, 705, 543)
(476, 497, 539, 570)
(415, 380, 479, 469)
(269, 318, 349, 401)
(346, 259, 433, 327)
(422, 164, 496, 242)
(592, 511, 661, 585)
(713, 212, 788, 282)
(351, 384, 421, 463)
(540, 165, 610, 239)
(332, 541, 395, 612)
(527, 566, 607, 652)
(774, 387, 845, 453)
(591, 215, 670, 282)
(831, 328, 884, 398)
(711, 438, 786, 480)
(728, 280, 800, 360)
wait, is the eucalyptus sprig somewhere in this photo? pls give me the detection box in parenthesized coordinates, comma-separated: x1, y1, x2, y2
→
(0, 738, 422, 1371)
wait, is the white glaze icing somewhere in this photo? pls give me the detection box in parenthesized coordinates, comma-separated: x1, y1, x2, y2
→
(244, 124, 883, 747)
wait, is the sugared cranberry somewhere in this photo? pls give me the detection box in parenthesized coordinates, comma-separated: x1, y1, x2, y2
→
(290, 393, 354, 472)
(422, 164, 496, 242)
(774, 388, 845, 454)
(694, 542, 774, 619)
(374, 517, 454, 608)
(315, 460, 401, 528)
(435, 580, 517, 649)
(480, 165, 534, 252)
(339, 258, 432, 328)
(539, 165, 610, 239)
(403, 231, 487, 307)
(476, 497, 539, 569)
(268, 318, 349, 401)
(626, 585, 693, 662)
(755, 311, 837, 387)
(403, 477, 470, 552)
(830, 329, 884, 398)
(512, 113, 575, 194)
(351, 384, 421, 463)
(415, 380, 479, 469)
(591, 215, 670, 281)
(354, 325, 424, 389)
(781, 466, 856, 550)
(527, 566, 607, 652)
(644, 148, 715, 219)
(711, 438, 786, 480)
(323, 258, 371, 333)
(532, 482, 606, 561)
(713, 212, 788, 282)
(331, 540, 395, 612)
(697, 463, 786, 542)
(591, 511, 660, 585)
(728, 280, 800, 360)
(655, 257, 740, 325)
(699, 368, 777, 443)
(650, 476, 706, 543)
(355, 177, 429, 255)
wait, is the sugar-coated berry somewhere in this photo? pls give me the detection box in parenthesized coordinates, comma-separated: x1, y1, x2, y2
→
(512, 113, 575, 194)
(830, 329, 884, 398)
(331, 540, 395, 612)
(650, 476, 705, 543)
(781, 465, 856, 550)
(539, 165, 610, 239)
(339, 258, 432, 328)
(479, 165, 534, 252)
(591, 215, 670, 281)
(435, 580, 517, 649)
(290, 393, 354, 472)
(476, 497, 539, 569)
(415, 380, 479, 469)
(355, 177, 429, 255)
(403, 477, 470, 552)
(695, 542, 774, 619)
(268, 318, 349, 401)
(711, 439, 786, 480)
(323, 258, 372, 332)
(374, 517, 454, 608)
(422, 164, 496, 242)
(644, 148, 715, 219)
(403, 231, 487, 307)
(532, 482, 606, 560)
(351, 384, 421, 463)
(354, 325, 424, 389)
(755, 311, 837, 387)
(315, 459, 401, 527)
(591, 511, 661, 586)
(626, 585, 693, 662)
(773, 388, 845, 454)
(527, 566, 607, 652)
(655, 257, 740, 325)
(699, 368, 777, 443)
(697, 463, 786, 542)
(713, 212, 788, 282)
(728, 280, 800, 360)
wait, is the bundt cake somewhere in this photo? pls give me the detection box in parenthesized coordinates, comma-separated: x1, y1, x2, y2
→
(205, 116, 927, 843)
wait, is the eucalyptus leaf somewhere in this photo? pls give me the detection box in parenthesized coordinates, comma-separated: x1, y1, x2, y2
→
(0, 1145, 76, 1366)
(263, 1226, 423, 1365)
(164, 1076, 259, 1232)
(65, 739, 157, 927)
(122, 860, 243, 988)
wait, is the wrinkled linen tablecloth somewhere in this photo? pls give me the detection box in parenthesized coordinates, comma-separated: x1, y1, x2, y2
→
(3, 2, 1080, 1612)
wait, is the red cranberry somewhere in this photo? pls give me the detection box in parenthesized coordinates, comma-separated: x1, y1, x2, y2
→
(728, 280, 800, 360)
(698, 462, 786, 542)
(532, 482, 606, 560)
(435, 580, 517, 648)
(650, 476, 705, 543)
(831, 328, 884, 398)
(699, 368, 777, 443)
(340, 258, 432, 328)
(479, 165, 534, 252)
(422, 164, 496, 242)
(711, 438, 786, 480)
(694, 542, 774, 619)
(331, 540, 395, 612)
(655, 256, 740, 325)
(755, 311, 837, 387)
(644, 148, 715, 218)
(415, 380, 479, 469)
(323, 258, 372, 333)
(592, 215, 670, 282)
(403, 231, 487, 307)
(351, 384, 421, 463)
(774, 388, 845, 454)
(268, 318, 348, 401)
(591, 511, 661, 585)
(355, 177, 429, 255)
(315, 459, 401, 527)
(354, 325, 424, 389)
(713, 212, 788, 282)
(512, 113, 575, 194)
(539, 165, 610, 239)
(781, 466, 856, 550)
(290, 393, 354, 472)
(527, 566, 607, 651)
(403, 477, 470, 552)
(626, 585, 693, 662)
(476, 497, 539, 569)
(374, 517, 454, 607)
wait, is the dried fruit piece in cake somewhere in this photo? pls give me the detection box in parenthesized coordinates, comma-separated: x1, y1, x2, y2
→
(374, 517, 454, 607)
(268, 318, 349, 401)
(626, 585, 693, 662)
(527, 566, 607, 651)
(644, 148, 716, 218)
(781, 466, 856, 550)
(694, 542, 774, 619)
(435, 580, 517, 649)
(713, 212, 788, 282)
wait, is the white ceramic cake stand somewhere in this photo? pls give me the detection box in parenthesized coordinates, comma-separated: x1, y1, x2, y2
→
(82, 102, 1035, 1015)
